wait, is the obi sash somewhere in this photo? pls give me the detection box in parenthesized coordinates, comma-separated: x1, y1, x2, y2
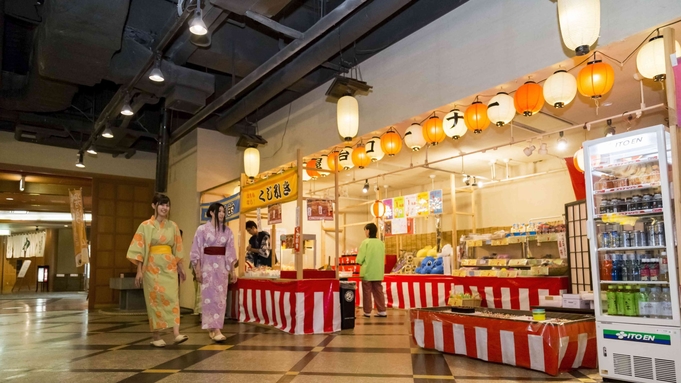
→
(150, 245, 172, 255)
(204, 246, 226, 256)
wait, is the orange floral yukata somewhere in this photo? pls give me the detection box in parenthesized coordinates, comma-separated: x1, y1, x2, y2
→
(126, 216, 183, 330)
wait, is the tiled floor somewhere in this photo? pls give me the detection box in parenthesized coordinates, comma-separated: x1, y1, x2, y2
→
(0, 292, 602, 382)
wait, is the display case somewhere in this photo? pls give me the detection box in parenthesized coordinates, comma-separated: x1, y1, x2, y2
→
(584, 125, 681, 383)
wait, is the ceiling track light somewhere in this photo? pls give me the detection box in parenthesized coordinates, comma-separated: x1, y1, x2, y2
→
(362, 179, 369, 194)
(120, 92, 134, 116)
(102, 125, 114, 139)
(604, 119, 616, 137)
(189, 0, 208, 36)
(523, 144, 536, 157)
(556, 131, 568, 151)
(76, 152, 85, 168)
(537, 142, 548, 155)
(148, 52, 165, 82)
(86, 145, 97, 155)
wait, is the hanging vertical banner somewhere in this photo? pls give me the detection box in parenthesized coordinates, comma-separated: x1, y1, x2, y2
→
(200, 193, 240, 224)
(429, 189, 443, 215)
(69, 189, 90, 267)
(294, 226, 301, 253)
(393, 196, 405, 218)
(306, 199, 334, 221)
(383, 199, 394, 220)
(416, 192, 430, 216)
(268, 204, 282, 224)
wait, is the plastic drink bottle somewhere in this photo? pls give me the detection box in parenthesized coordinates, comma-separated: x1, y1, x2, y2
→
(648, 287, 661, 318)
(638, 287, 649, 318)
(607, 285, 617, 315)
(602, 255, 613, 281)
(659, 252, 668, 282)
(640, 259, 650, 281)
(624, 286, 637, 316)
(660, 287, 673, 320)
(616, 285, 625, 315)
(631, 255, 641, 281)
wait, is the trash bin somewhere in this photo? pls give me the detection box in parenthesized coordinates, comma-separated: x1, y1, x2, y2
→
(339, 281, 357, 329)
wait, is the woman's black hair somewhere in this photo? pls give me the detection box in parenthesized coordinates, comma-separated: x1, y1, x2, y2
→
(206, 202, 226, 232)
(364, 223, 378, 238)
(152, 193, 171, 218)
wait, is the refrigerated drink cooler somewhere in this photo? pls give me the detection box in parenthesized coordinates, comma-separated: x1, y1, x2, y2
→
(584, 125, 680, 383)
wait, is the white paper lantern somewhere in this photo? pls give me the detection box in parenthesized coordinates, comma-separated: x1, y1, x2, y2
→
(557, 0, 600, 56)
(404, 123, 426, 151)
(543, 70, 577, 108)
(318, 154, 331, 177)
(337, 95, 359, 141)
(487, 92, 515, 127)
(365, 136, 384, 162)
(338, 146, 354, 170)
(573, 148, 585, 173)
(244, 147, 260, 180)
(443, 109, 467, 140)
(636, 36, 681, 81)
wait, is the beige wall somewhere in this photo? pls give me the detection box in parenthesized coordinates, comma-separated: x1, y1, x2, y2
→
(57, 228, 78, 274)
(0, 131, 156, 179)
(196, 129, 240, 192)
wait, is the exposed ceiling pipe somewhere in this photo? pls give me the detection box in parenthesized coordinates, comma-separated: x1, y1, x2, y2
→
(170, 0, 371, 142)
(211, 0, 412, 136)
(78, 9, 193, 156)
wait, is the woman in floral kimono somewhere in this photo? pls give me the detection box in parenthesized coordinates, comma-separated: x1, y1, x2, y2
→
(190, 202, 237, 342)
(126, 193, 188, 347)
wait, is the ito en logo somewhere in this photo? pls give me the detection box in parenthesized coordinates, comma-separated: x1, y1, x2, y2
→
(604, 329, 671, 345)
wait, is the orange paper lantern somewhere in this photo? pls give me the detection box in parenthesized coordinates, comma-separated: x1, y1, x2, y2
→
(577, 60, 614, 99)
(351, 144, 371, 169)
(305, 159, 319, 179)
(422, 116, 445, 145)
(327, 150, 340, 172)
(464, 101, 490, 134)
(371, 200, 386, 218)
(514, 81, 544, 116)
(380, 129, 402, 157)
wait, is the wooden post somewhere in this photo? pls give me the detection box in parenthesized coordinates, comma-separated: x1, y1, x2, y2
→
(271, 224, 278, 270)
(450, 174, 459, 270)
(296, 149, 304, 280)
(663, 27, 681, 282)
(334, 160, 340, 279)
(238, 173, 248, 277)
(471, 187, 477, 233)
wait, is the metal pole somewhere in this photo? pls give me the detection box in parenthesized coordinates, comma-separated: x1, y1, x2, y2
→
(155, 106, 170, 193)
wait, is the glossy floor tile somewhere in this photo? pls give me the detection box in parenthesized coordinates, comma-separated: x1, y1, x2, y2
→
(0, 292, 603, 383)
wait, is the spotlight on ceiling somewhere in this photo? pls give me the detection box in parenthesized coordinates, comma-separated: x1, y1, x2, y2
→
(523, 145, 536, 157)
(189, 4, 208, 36)
(604, 120, 616, 137)
(76, 152, 85, 168)
(362, 179, 369, 194)
(120, 101, 134, 116)
(102, 126, 114, 139)
(86, 145, 97, 155)
(556, 131, 568, 151)
(538, 143, 548, 155)
(148, 53, 165, 82)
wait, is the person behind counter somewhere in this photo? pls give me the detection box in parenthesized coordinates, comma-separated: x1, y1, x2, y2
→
(190, 202, 237, 342)
(356, 222, 387, 318)
(126, 193, 188, 347)
(246, 221, 274, 268)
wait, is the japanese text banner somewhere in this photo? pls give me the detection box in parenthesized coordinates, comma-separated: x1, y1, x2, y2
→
(200, 193, 240, 224)
(69, 189, 89, 266)
(242, 169, 297, 212)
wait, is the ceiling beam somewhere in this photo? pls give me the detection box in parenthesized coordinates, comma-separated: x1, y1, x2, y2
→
(245, 10, 304, 39)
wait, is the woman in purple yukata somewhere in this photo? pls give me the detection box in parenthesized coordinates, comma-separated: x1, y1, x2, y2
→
(190, 202, 237, 342)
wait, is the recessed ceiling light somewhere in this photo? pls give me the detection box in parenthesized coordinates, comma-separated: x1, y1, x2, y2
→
(601, 102, 613, 107)
(6, 197, 13, 201)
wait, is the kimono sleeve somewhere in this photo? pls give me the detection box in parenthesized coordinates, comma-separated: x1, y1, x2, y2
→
(225, 228, 237, 271)
(189, 225, 204, 266)
(172, 222, 184, 260)
(127, 223, 148, 265)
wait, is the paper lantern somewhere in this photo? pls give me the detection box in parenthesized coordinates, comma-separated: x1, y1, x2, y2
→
(337, 95, 359, 141)
(557, 0, 600, 56)
(306, 159, 319, 179)
(464, 101, 490, 134)
(338, 146, 354, 170)
(404, 123, 426, 151)
(371, 200, 385, 218)
(514, 81, 544, 116)
(365, 136, 384, 161)
(543, 70, 577, 108)
(352, 144, 371, 169)
(302, 169, 311, 182)
(487, 92, 515, 126)
(422, 116, 446, 145)
(327, 150, 340, 172)
(244, 147, 260, 180)
(577, 60, 614, 99)
(381, 129, 402, 157)
(318, 154, 330, 177)
(573, 148, 585, 173)
(443, 109, 467, 140)
(636, 36, 681, 81)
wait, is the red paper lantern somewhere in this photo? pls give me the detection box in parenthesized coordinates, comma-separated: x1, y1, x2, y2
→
(305, 159, 319, 179)
(464, 101, 490, 134)
(351, 144, 371, 169)
(380, 129, 402, 157)
(422, 115, 445, 145)
(514, 81, 544, 116)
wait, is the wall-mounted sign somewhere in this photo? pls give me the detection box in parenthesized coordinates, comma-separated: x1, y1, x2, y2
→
(242, 169, 297, 212)
(199, 193, 240, 224)
(268, 204, 282, 224)
(307, 199, 334, 221)
(385, 218, 414, 236)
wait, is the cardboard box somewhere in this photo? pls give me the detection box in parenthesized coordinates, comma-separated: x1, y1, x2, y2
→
(562, 293, 590, 309)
